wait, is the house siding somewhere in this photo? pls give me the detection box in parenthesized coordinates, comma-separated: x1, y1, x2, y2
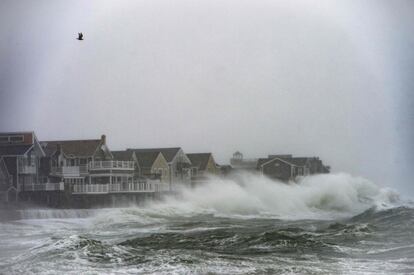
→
(151, 153, 169, 182)
(262, 159, 292, 181)
(206, 155, 219, 175)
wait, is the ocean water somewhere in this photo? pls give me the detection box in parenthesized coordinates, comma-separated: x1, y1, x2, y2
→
(0, 173, 413, 275)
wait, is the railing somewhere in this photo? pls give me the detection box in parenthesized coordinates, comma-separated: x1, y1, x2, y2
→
(88, 161, 134, 170)
(110, 182, 155, 193)
(72, 180, 168, 194)
(21, 182, 64, 192)
(73, 183, 109, 194)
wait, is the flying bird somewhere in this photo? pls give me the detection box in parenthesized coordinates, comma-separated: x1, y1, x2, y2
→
(77, 33, 83, 40)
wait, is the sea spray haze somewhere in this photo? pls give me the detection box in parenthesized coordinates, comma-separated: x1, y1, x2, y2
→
(170, 173, 400, 219)
(1, 173, 413, 274)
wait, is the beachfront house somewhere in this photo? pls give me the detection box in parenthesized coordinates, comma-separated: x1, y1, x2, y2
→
(0, 132, 45, 194)
(128, 150, 169, 182)
(187, 153, 219, 185)
(257, 155, 330, 181)
(40, 135, 135, 188)
(127, 147, 192, 188)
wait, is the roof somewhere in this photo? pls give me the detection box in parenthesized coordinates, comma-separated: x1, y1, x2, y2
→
(41, 139, 102, 157)
(111, 150, 134, 161)
(187, 153, 212, 170)
(287, 157, 309, 166)
(131, 151, 163, 168)
(0, 145, 32, 156)
(257, 157, 297, 168)
(258, 156, 310, 168)
(127, 147, 181, 162)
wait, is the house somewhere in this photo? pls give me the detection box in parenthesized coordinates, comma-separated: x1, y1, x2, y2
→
(257, 155, 330, 182)
(187, 153, 219, 185)
(0, 132, 45, 193)
(41, 135, 135, 187)
(128, 150, 169, 182)
(257, 157, 296, 181)
(127, 147, 192, 187)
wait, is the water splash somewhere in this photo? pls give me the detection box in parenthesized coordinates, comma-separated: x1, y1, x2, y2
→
(146, 172, 401, 220)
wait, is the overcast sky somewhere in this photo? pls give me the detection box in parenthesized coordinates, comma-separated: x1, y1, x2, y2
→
(0, 0, 413, 196)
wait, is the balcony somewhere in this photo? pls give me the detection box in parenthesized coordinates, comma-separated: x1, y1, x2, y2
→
(72, 180, 167, 194)
(88, 160, 134, 171)
(51, 166, 88, 177)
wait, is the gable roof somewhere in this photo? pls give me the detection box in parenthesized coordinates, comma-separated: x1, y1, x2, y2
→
(127, 147, 181, 162)
(0, 144, 33, 156)
(258, 156, 311, 168)
(41, 139, 102, 157)
(187, 153, 212, 171)
(130, 150, 164, 168)
(257, 157, 297, 168)
(111, 150, 134, 161)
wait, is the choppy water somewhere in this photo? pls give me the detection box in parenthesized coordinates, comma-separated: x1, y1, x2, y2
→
(0, 173, 413, 274)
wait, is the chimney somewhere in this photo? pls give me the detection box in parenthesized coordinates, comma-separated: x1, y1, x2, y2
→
(101, 134, 106, 145)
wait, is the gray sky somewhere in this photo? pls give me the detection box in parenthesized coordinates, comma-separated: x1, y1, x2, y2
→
(1, 0, 413, 196)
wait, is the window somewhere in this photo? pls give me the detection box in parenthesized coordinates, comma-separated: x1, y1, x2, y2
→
(10, 135, 24, 143)
(0, 137, 9, 143)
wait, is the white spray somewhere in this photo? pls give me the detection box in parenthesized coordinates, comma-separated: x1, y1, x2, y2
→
(146, 172, 401, 220)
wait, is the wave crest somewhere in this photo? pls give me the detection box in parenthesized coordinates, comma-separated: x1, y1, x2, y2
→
(151, 173, 401, 220)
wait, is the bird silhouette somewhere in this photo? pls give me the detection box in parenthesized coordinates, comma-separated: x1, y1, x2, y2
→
(77, 33, 83, 40)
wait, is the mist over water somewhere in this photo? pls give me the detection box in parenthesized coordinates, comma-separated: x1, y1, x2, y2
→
(1, 173, 413, 274)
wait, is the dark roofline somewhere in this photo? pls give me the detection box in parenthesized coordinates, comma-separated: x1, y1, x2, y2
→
(41, 138, 101, 143)
(187, 153, 213, 170)
(259, 157, 297, 167)
(127, 147, 182, 162)
(127, 147, 181, 151)
(40, 138, 107, 158)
